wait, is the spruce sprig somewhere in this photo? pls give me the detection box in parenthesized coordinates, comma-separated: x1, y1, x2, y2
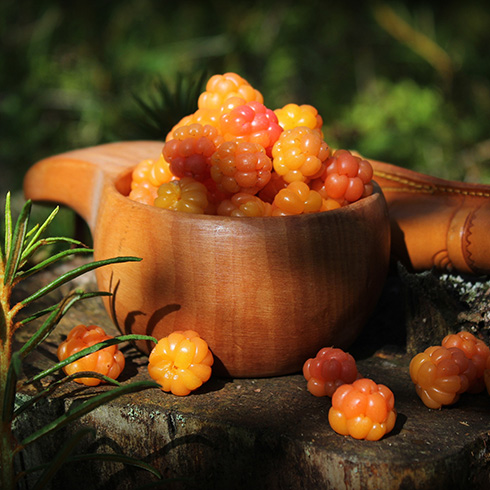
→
(0, 194, 162, 490)
(130, 70, 208, 139)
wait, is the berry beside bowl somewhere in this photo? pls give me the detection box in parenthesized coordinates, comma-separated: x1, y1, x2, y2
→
(23, 140, 390, 377)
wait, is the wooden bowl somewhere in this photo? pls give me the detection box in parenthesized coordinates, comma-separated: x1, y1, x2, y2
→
(23, 141, 391, 377)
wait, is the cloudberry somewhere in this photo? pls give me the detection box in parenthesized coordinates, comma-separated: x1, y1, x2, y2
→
(271, 181, 323, 216)
(409, 345, 477, 409)
(303, 347, 360, 397)
(320, 149, 374, 204)
(328, 378, 397, 441)
(128, 185, 158, 206)
(272, 126, 330, 183)
(210, 140, 272, 195)
(274, 103, 323, 136)
(165, 98, 248, 142)
(166, 108, 221, 141)
(219, 101, 282, 156)
(163, 123, 224, 182)
(257, 172, 289, 203)
(217, 193, 272, 217)
(198, 72, 263, 111)
(442, 331, 490, 393)
(132, 154, 175, 188)
(148, 330, 214, 396)
(57, 324, 125, 387)
(320, 197, 342, 211)
(308, 178, 343, 210)
(129, 154, 175, 205)
(129, 73, 377, 217)
(200, 176, 232, 213)
(154, 177, 209, 214)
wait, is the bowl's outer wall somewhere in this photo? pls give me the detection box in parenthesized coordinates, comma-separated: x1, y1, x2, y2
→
(93, 180, 391, 377)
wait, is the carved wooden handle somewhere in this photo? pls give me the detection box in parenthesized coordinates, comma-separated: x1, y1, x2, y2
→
(372, 160, 490, 275)
(23, 141, 163, 230)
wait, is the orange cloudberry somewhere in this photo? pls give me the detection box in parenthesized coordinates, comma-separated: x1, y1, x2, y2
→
(57, 324, 125, 387)
(271, 181, 323, 216)
(409, 345, 477, 409)
(165, 98, 248, 142)
(154, 177, 209, 214)
(129, 154, 175, 205)
(272, 126, 330, 183)
(148, 330, 214, 396)
(328, 378, 397, 441)
(217, 192, 272, 217)
(210, 140, 272, 195)
(274, 103, 323, 136)
(198, 72, 263, 111)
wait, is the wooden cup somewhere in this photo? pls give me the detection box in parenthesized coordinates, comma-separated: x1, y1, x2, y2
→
(23, 141, 391, 377)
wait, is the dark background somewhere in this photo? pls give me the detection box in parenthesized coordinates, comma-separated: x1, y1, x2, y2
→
(2, 0, 490, 233)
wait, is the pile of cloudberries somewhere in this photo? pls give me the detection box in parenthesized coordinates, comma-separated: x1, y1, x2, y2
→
(129, 72, 374, 216)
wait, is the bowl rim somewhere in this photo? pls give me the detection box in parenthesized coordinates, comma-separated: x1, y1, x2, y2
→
(115, 167, 386, 224)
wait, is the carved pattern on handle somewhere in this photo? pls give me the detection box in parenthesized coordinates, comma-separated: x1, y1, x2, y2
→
(374, 169, 490, 198)
(372, 161, 490, 275)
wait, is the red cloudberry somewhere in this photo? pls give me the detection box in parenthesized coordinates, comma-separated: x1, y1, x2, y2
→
(163, 123, 224, 182)
(442, 331, 490, 393)
(257, 172, 289, 204)
(320, 149, 374, 204)
(303, 347, 360, 397)
(219, 101, 282, 156)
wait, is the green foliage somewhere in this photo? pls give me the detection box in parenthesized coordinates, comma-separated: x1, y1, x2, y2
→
(1, 0, 489, 197)
(0, 193, 162, 489)
(328, 78, 460, 179)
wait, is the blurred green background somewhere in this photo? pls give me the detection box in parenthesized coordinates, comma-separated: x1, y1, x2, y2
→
(1, 0, 490, 235)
